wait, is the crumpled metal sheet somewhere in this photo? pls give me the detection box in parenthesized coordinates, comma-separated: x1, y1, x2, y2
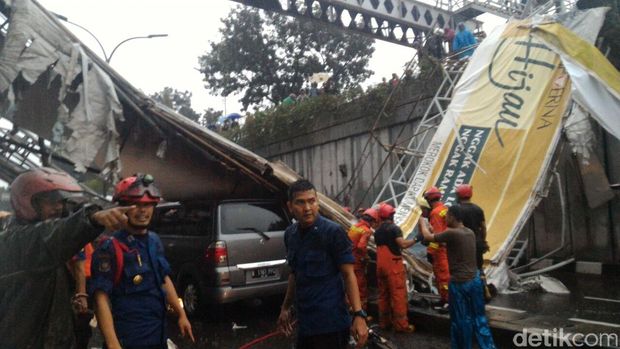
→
(503, 274, 570, 295)
(556, 6, 609, 44)
(564, 103, 595, 164)
(52, 44, 122, 173)
(0, 0, 122, 173)
(0, 0, 62, 89)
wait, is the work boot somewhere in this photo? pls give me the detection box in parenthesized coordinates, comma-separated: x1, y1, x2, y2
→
(395, 324, 416, 333)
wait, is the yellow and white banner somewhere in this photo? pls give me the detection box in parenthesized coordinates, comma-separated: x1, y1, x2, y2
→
(394, 20, 573, 264)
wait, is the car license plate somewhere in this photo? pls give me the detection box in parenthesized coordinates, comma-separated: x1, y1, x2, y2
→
(250, 267, 279, 280)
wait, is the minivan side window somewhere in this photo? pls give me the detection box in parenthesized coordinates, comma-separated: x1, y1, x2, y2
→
(155, 205, 213, 237)
(220, 202, 288, 235)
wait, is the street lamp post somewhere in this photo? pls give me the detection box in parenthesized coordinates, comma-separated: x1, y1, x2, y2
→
(53, 13, 167, 63)
(107, 34, 168, 63)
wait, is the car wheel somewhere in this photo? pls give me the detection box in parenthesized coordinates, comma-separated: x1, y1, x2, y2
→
(181, 279, 202, 317)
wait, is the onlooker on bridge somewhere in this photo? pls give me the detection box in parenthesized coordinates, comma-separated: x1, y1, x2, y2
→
(297, 89, 309, 103)
(309, 82, 320, 97)
(389, 73, 399, 89)
(443, 26, 456, 53)
(452, 23, 478, 59)
(282, 93, 297, 107)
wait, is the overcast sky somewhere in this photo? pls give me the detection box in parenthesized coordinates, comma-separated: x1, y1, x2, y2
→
(38, 0, 502, 115)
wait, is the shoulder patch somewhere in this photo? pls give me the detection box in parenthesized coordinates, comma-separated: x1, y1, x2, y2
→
(97, 253, 112, 273)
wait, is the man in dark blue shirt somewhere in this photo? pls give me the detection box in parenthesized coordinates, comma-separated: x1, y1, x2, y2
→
(277, 179, 368, 349)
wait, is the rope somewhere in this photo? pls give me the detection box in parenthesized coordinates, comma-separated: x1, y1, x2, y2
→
(238, 330, 282, 349)
(336, 35, 477, 204)
(340, 38, 483, 207)
(334, 44, 425, 201)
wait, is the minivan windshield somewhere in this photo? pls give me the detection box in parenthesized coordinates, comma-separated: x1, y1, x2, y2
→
(220, 202, 288, 235)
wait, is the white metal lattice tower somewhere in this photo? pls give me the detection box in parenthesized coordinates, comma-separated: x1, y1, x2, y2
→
(373, 58, 468, 207)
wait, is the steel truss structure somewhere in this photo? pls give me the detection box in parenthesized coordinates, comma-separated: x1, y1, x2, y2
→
(372, 58, 468, 207)
(0, 125, 43, 183)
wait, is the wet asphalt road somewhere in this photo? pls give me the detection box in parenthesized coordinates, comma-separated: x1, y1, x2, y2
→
(87, 294, 518, 349)
(87, 270, 619, 348)
(163, 296, 517, 349)
(166, 295, 451, 349)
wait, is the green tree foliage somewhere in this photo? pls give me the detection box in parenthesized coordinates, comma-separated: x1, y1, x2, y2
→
(151, 87, 201, 123)
(198, 6, 375, 110)
(202, 107, 223, 126)
(577, 0, 620, 69)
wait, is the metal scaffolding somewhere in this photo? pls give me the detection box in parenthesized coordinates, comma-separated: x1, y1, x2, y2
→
(372, 58, 468, 207)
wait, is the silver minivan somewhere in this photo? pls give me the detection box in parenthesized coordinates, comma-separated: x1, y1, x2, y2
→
(152, 199, 290, 316)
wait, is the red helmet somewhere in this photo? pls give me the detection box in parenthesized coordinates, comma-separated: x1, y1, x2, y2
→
(423, 186, 442, 201)
(456, 184, 473, 199)
(113, 174, 161, 204)
(378, 202, 396, 219)
(362, 208, 380, 222)
(10, 167, 83, 221)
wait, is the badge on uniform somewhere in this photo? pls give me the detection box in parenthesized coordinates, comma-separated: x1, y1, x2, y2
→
(99, 260, 111, 273)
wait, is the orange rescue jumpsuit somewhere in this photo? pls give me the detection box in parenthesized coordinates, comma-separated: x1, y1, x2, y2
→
(347, 220, 373, 310)
(427, 202, 450, 303)
(375, 222, 411, 331)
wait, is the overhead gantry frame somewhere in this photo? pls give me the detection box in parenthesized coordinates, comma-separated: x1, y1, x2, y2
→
(230, 0, 489, 48)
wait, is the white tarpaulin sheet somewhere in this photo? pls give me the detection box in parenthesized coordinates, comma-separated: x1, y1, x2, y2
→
(0, 0, 122, 173)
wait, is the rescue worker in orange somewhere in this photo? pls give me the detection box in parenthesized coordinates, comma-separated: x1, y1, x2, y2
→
(424, 186, 451, 310)
(347, 208, 380, 312)
(374, 203, 416, 332)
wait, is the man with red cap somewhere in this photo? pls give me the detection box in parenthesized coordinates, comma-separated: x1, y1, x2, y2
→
(455, 184, 489, 271)
(456, 184, 492, 301)
(374, 203, 416, 332)
(419, 205, 496, 349)
(90, 174, 194, 349)
(423, 186, 451, 310)
(0, 167, 139, 349)
(347, 208, 380, 312)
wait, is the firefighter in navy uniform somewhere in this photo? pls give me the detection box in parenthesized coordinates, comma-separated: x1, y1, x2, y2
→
(89, 174, 194, 349)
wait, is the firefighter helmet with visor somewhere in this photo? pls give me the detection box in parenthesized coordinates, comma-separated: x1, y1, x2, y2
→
(113, 174, 161, 204)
